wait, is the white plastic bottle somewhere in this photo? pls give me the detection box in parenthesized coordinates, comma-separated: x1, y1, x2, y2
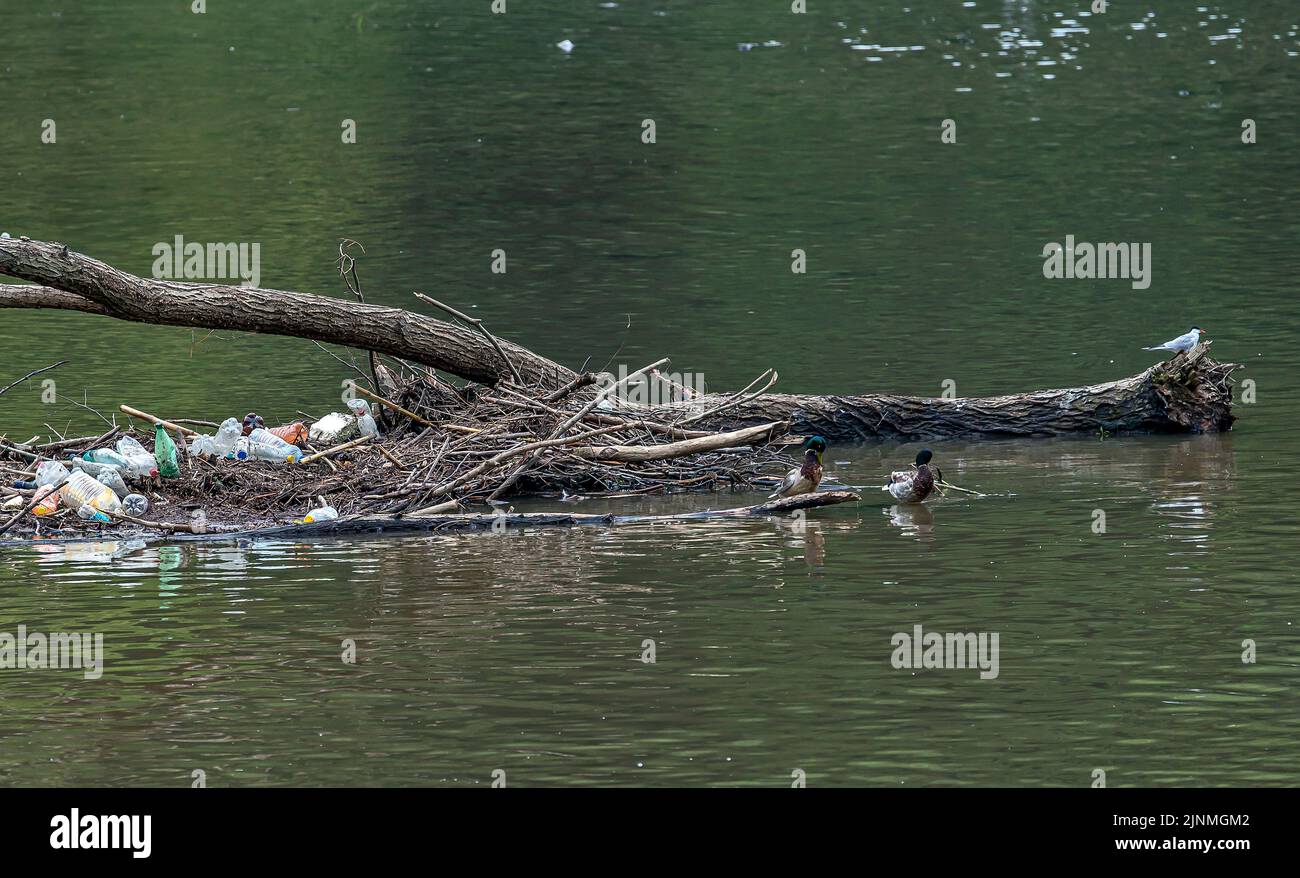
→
(214, 418, 242, 458)
(348, 399, 378, 438)
(35, 460, 70, 487)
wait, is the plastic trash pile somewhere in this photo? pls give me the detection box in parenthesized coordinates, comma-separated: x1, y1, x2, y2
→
(187, 412, 307, 464)
(8, 425, 174, 525)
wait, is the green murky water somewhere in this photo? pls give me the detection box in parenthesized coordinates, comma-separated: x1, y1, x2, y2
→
(2, 1, 1298, 786)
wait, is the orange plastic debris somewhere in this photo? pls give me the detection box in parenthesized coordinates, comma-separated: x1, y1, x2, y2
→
(267, 422, 309, 447)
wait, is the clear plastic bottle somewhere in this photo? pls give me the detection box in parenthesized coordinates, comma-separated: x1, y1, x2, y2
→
(71, 459, 129, 498)
(348, 399, 378, 438)
(303, 505, 338, 523)
(214, 418, 242, 458)
(35, 460, 70, 487)
(114, 436, 159, 479)
(189, 435, 217, 458)
(59, 470, 124, 517)
(248, 427, 296, 451)
(122, 493, 150, 516)
(249, 440, 300, 464)
(83, 448, 132, 471)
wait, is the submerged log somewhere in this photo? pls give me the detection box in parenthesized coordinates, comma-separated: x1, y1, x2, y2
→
(0, 490, 863, 547)
(1, 238, 1239, 441)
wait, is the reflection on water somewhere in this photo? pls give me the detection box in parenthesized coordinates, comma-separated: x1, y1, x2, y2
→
(885, 503, 935, 541)
(5, 433, 1298, 786)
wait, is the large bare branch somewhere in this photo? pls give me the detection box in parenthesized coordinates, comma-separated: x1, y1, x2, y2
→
(0, 237, 573, 387)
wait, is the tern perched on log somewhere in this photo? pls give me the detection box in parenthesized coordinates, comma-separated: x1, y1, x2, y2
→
(1143, 326, 1204, 356)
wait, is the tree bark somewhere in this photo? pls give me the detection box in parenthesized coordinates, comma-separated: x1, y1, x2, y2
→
(0, 238, 574, 387)
(1, 237, 1240, 442)
(640, 342, 1239, 440)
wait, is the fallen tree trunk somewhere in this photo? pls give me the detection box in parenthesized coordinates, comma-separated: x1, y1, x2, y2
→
(1, 237, 1239, 441)
(0, 238, 574, 387)
(640, 342, 1239, 440)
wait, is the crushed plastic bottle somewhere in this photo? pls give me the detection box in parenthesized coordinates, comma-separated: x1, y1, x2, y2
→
(35, 460, 70, 487)
(32, 485, 61, 515)
(122, 493, 150, 516)
(83, 448, 132, 471)
(267, 422, 308, 447)
(59, 470, 123, 518)
(71, 459, 129, 499)
(189, 435, 217, 458)
(115, 436, 159, 480)
(348, 399, 378, 438)
(153, 423, 180, 478)
(214, 418, 243, 458)
(233, 437, 251, 461)
(302, 505, 338, 523)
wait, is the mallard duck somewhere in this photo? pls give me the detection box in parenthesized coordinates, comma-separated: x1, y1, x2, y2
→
(769, 436, 827, 499)
(883, 448, 938, 503)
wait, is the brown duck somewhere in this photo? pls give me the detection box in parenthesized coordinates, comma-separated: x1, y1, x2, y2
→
(883, 448, 938, 503)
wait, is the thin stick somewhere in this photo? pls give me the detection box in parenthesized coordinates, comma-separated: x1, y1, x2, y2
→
(0, 360, 67, 396)
(936, 480, 986, 497)
(413, 291, 523, 385)
(345, 382, 435, 427)
(551, 358, 670, 437)
(299, 435, 372, 464)
(106, 509, 203, 534)
(677, 369, 779, 426)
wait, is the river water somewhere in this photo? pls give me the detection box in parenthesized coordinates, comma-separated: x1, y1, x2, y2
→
(1, 1, 1298, 786)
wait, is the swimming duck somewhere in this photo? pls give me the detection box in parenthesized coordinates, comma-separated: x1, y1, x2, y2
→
(769, 436, 827, 499)
(883, 448, 938, 503)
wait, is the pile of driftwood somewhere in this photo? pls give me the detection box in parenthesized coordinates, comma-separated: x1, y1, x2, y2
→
(0, 364, 807, 539)
(0, 236, 1243, 542)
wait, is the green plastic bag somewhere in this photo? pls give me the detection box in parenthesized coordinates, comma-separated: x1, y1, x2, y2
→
(153, 422, 180, 479)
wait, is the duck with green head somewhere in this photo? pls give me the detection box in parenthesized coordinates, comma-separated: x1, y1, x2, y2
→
(769, 436, 828, 499)
(883, 448, 939, 503)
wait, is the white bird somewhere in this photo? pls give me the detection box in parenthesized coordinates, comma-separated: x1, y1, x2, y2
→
(1143, 326, 1204, 355)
